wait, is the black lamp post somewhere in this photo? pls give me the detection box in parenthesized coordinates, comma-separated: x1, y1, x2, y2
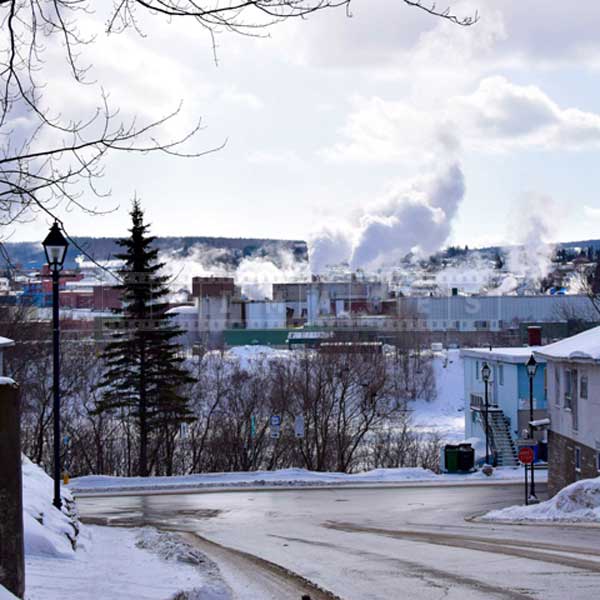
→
(526, 354, 538, 501)
(481, 362, 491, 465)
(42, 221, 69, 510)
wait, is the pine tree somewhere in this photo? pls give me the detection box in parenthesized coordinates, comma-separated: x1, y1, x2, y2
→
(96, 200, 194, 476)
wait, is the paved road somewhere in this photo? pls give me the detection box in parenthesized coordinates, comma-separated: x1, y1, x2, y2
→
(78, 482, 600, 600)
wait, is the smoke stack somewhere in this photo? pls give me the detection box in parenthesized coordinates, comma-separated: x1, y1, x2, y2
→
(528, 326, 542, 346)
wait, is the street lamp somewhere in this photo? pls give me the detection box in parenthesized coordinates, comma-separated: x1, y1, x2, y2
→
(481, 362, 491, 465)
(42, 221, 69, 509)
(526, 354, 538, 501)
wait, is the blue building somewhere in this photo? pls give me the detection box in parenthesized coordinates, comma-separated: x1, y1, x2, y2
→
(461, 347, 547, 466)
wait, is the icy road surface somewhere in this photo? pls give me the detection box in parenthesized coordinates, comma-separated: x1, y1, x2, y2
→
(78, 482, 600, 600)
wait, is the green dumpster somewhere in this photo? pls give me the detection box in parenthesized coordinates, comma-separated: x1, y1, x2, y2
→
(445, 445, 460, 473)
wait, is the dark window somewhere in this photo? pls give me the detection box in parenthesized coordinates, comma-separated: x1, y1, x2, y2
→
(580, 375, 588, 399)
(575, 447, 581, 471)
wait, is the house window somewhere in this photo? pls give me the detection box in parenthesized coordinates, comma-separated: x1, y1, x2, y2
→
(597, 452, 600, 472)
(554, 366, 560, 406)
(564, 368, 572, 410)
(498, 364, 504, 386)
(475, 361, 480, 380)
(580, 375, 588, 399)
(575, 447, 581, 472)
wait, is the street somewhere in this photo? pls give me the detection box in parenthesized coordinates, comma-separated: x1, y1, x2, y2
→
(77, 482, 600, 599)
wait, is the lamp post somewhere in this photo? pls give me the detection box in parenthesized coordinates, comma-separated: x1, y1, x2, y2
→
(481, 362, 491, 465)
(42, 221, 69, 510)
(526, 354, 538, 501)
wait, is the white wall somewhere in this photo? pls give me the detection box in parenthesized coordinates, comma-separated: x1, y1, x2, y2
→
(547, 360, 600, 450)
(246, 301, 286, 329)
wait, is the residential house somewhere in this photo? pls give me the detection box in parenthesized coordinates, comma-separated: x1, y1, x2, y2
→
(534, 326, 600, 495)
(461, 347, 547, 466)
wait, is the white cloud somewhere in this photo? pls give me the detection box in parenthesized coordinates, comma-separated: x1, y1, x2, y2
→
(584, 205, 600, 219)
(453, 76, 600, 151)
(323, 76, 600, 164)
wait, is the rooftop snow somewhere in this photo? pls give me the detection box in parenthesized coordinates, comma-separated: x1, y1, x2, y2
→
(460, 347, 544, 364)
(534, 325, 600, 362)
(0, 336, 14, 348)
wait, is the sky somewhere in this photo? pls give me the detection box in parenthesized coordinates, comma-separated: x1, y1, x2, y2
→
(8, 0, 600, 257)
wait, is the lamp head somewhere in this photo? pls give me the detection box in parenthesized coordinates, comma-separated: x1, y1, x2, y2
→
(42, 221, 69, 271)
(481, 362, 491, 382)
(526, 354, 538, 378)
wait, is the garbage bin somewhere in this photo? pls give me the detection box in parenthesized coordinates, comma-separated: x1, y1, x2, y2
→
(444, 445, 459, 473)
(457, 443, 475, 472)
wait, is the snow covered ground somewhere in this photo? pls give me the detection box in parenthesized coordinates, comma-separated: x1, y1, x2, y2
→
(483, 476, 600, 523)
(20, 458, 230, 599)
(26, 526, 230, 600)
(70, 465, 544, 494)
(410, 349, 465, 442)
(218, 345, 467, 442)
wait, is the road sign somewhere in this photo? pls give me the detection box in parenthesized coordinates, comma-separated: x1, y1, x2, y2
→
(518, 446, 535, 464)
(270, 415, 281, 439)
(516, 439, 538, 447)
(294, 415, 305, 439)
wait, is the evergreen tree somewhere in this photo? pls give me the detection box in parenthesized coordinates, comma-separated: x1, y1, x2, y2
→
(96, 200, 194, 476)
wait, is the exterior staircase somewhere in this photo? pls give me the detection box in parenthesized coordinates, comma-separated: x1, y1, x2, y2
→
(489, 410, 518, 467)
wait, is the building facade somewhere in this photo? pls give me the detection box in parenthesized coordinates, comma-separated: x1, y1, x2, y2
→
(535, 327, 600, 495)
(461, 347, 547, 466)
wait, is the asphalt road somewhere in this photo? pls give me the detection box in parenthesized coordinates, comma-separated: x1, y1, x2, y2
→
(78, 482, 600, 600)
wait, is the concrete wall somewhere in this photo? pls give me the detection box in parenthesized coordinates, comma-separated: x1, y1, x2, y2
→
(246, 302, 286, 329)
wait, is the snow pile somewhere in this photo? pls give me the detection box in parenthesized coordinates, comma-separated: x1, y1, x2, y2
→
(221, 345, 292, 369)
(136, 529, 231, 600)
(484, 476, 600, 523)
(26, 526, 228, 600)
(0, 586, 18, 600)
(22, 456, 86, 558)
(70, 464, 534, 494)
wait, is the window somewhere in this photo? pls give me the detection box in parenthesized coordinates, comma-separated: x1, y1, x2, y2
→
(498, 364, 504, 386)
(597, 452, 600, 473)
(575, 447, 581, 472)
(580, 375, 588, 399)
(475, 360, 480, 380)
(564, 368, 572, 410)
(555, 366, 561, 406)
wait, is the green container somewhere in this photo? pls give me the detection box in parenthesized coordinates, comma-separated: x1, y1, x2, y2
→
(445, 445, 460, 473)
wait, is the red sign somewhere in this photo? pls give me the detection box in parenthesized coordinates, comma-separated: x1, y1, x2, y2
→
(518, 447, 535, 464)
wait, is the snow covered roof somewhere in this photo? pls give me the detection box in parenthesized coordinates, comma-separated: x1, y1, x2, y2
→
(166, 305, 197, 315)
(534, 325, 600, 363)
(0, 336, 14, 348)
(460, 347, 545, 364)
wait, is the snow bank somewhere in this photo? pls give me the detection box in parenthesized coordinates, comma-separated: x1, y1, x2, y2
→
(22, 456, 86, 558)
(26, 526, 230, 600)
(70, 465, 535, 494)
(0, 586, 18, 600)
(484, 476, 600, 523)
(136, 529, 231, 599)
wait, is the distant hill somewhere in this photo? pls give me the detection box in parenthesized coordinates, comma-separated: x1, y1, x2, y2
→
(3, 236, 308, 271)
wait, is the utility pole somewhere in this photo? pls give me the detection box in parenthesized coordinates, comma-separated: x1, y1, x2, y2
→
(0, 380, 25, 598)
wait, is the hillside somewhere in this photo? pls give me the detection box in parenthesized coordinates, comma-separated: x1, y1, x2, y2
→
(3, 236, 308, 270)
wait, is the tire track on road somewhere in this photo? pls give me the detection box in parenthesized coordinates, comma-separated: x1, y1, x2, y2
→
(324, 521, 600, 573)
